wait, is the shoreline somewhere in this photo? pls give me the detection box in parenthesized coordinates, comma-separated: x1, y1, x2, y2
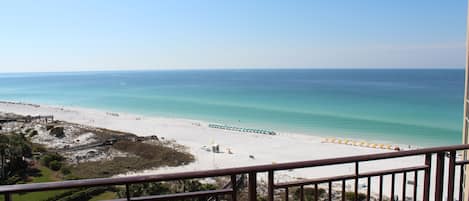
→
(0, 100, 419, 148)
(0, 100, 455, 197)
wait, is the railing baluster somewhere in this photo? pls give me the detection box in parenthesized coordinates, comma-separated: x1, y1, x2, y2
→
(125, 184, 131, 201)
(4, 193, 11, 201)
(367, 177, 371, 201)
(413, 170, 418, 201)
(447, 151, 456, 201)
(355, 162, 359, 201)
(423, 153, 432, 201)
(300, 185, 304, 201)
(434, 152, 445, 201)
(231, 174, 237, 201)
(460, 164, 464, 201)
(379, 175, 383, 201)
(391, 173, 395, 201)
(285, 187, 289, 201)
(267, 171, 274, 201)
(248, 172, 257, 201)
(315, 183, 319, 201)
(329, 181, 332, 201)
(402, 172, 407, 201)
(342, 179, 346, 201)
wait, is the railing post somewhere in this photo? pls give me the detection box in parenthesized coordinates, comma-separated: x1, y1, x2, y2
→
(434, 152, 445, 201)
(4, 193, 11, 201)
(231, 174, 237, 201)
(342, 179, 346, 201)
(447, 151, 456, 201)
(460, 165, 464, 201)
(367, 177, 371, 201)
(379, 175, 383, 201)
(125, 184, 131, 201)
(285, 187, 289, 201)
(248, 172, 257, 201)
(402, 172, 407, 200)
(414, 170, 418, 201)
(423, 153, 432, 201)
(300, 185, 304, 201)
(315, 183, 319, 201)
(355, 161, 359, 201)
(268, 170, 274, 201)
(391, 173, 395, 201)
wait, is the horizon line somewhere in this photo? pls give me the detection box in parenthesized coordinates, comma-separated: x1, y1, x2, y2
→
(0, 66, 464, 74)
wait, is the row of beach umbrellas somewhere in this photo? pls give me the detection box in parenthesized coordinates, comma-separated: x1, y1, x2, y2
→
(322, 137, 400, 150)
(208, 124, 276, 135)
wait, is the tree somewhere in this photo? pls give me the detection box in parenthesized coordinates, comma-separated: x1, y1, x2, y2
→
(0, 133, 33, 184)
(0, 135, 10, 179)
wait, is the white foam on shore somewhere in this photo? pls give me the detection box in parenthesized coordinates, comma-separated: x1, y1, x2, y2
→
(0, 101, 457, 198)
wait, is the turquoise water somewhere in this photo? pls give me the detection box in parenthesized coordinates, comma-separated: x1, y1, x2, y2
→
(0, 69, 464, 146)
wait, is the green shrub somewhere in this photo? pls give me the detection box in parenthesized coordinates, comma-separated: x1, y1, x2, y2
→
(42, 153, 64, 167)
(49, 160, 62, 171)
(345, 192, 366, 201)
(56, 187, 108, 201)
(60, 166, 71, 175)
(43, 189, 81, 201)
(43, 187, 109, 201)
(118, 182, 171, 198)
(0, 175, 22, 185)
(294, 187, 326, 201)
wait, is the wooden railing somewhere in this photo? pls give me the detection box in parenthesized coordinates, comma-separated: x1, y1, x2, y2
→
(1, 144, 469, 201)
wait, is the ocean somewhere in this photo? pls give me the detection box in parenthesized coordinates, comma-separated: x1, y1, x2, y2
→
(0, 69, 464, 146)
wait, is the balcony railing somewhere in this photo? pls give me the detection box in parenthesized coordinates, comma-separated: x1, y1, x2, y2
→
(0, 144, 468, 201)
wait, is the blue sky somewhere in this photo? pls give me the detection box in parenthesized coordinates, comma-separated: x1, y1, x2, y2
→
(0, 0, 467, 72)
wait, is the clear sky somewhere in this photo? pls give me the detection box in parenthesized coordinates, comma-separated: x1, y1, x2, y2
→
(0, 0, 467, 72)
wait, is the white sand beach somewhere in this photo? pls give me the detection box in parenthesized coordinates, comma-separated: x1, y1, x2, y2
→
(0, 101, 458, 199)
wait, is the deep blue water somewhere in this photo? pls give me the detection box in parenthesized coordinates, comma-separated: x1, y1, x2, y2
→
(0, 69, 464, 146)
